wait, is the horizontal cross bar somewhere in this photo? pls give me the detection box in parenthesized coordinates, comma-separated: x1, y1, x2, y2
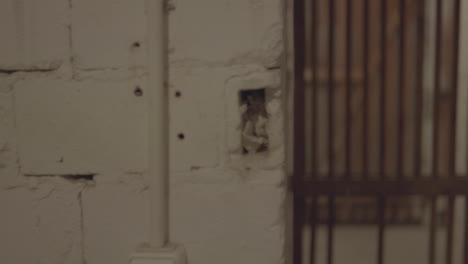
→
(293, 177, 468, 196)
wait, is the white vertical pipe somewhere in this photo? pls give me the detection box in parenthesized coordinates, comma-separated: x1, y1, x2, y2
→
(147, 0, 168, 248)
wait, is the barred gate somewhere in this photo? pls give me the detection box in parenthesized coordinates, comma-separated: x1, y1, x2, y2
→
(292, 0, 468, 263)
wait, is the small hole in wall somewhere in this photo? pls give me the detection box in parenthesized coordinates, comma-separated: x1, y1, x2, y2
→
(239, 88, 268, 154)
(132, 42, 141, 48)
(134, 86, 143, 97)
(175, 91, 182, 98)
(178, 133, 185, 140)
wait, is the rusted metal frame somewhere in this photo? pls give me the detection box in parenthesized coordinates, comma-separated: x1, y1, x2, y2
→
(295, 177, 468, 196)
(344, 0, 352, 181)
(362, 0, 369, 179)
(293, 0, 306, 263)
(327, 0, 335, 263)
(397, 0, 406, 178)
(414, 0, 425, 179)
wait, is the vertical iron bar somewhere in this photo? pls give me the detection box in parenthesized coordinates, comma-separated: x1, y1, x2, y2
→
(378, 1, 387, 261)
(429, 5, 441, 261)
(414, 0, 425, 179)
(449, 0, 461, 178)
(465, 196, 468, 264)
(293, 0, 305, 263)
(328, 0, 335, 180)
(446, 2, 460, 263)
(309, 198, 317, 264)
(377, 196, 385, 264)
(432, 0, 442, 178)
(345, 0, 352, 180)
(397, 0, 406, 179)
(309, 0, 318, 261)
(429, 196, 437, 264)
(293, 0, 305, 182)
(446, 196, 454, 264)
(362, 0, 369, 179)
(293, 197, 304, 264)
(327, 0, 335, 262)
(327, 196, 335, 264)
(310, 0, 318, 179)
(379, 0, 387, 179)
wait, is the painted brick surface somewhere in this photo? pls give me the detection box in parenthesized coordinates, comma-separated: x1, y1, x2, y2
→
(0, 1, 286, 264)
(169, 1, 285, 264)
(82, 175, 149, 264)
(14, 77, 147, 175)
(0, 178, 83, 264)
(72, 0, 146, 69)
(0, 0, 68, 70)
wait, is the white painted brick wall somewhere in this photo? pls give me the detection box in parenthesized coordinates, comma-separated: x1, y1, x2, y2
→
(72, 0, 147, 69)
(169, 1, 285, 264)
(0, 1, 286, 264)
(0, 0, 69, 70)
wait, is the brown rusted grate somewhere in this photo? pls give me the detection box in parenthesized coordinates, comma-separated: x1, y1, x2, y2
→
(292, 0, 467, 264)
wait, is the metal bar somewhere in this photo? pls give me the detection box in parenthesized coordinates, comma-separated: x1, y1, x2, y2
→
(379, 0, 387, 179)
(293, 1, 305, 263)
(328, 0, 335, 180)
(414, 0, 425, 179)
(446, 196, 455, 264)
(309, 198, 317, 264)
(362, 0, 369, 180)
(293, 195, 305, 264)
(345, 0, 352, 180)
(293, 0, 305, 182)
(432, 0, 442, 178)
(327, 1, 335, 262)
(295, 177, 468, 196)
(377, 196, 385, 264)
(327, 196, 335, 264)
(428, 196, 436, 264)
(465, 195, 468, 264)
(446, 3, 460, 264)
(310, 0, 318, 179)
(397, 0, 406, 178)
(449, 0, 461, 178)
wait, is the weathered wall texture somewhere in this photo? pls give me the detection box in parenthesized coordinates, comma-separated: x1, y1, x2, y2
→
(168, 1, 286, 264)
(0, 0, 286, 264)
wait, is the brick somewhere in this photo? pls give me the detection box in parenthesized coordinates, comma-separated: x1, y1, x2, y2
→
(0, 179, 82, 264)
(14, 77, 147, 175)
(0, 92, 19, 188)
(169, 0, 282, 64)
(82, 176, 149, 264)
(170, 171, 284, 264)
(0, 0, 68, 70)
(169, 66, 229, 171)
(72, 0, 146, 69)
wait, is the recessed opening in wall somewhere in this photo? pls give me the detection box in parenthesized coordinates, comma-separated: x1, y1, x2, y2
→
(239, 88, 268, 154)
